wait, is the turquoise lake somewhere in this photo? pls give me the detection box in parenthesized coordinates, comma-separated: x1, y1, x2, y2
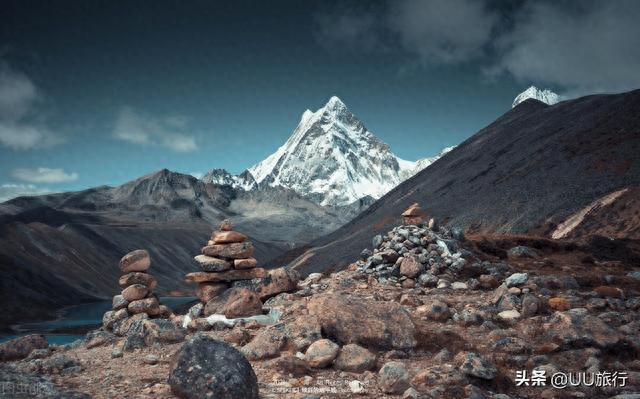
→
(0, 297, 197, 345)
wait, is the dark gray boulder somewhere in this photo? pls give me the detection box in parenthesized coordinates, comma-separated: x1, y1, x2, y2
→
(168, 334, 259, 399)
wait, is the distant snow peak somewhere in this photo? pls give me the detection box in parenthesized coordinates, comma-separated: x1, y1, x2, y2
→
(202, 168, 256, 190)
(512, 86, 560, 108)
(411, 146, 455, 175)
(248, 96, 415, 206)
(203, 96, 454, 207)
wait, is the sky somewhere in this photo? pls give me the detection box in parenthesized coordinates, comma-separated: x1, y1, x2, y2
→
(1, 0, 639, 201)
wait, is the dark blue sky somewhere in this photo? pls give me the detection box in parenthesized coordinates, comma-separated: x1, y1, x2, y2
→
(1, 0, 639, 200)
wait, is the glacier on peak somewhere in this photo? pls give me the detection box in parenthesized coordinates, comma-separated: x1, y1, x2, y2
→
(512, 86, 560, 108)
(203, 96, 453, 207)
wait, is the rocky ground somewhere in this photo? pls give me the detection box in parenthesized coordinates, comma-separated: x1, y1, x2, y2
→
(1, 223, 640, 399)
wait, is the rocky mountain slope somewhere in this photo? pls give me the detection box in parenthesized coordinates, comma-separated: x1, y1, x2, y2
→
(0, 169, 350, 329)
(288, 89, 640, 276)
(203, 97, 451, 207)
(512, 86, 560, 108)
(2, 217, 639, 398)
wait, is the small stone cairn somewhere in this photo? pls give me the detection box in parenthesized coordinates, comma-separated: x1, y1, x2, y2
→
(103, 249, 171, 334)
(356, 203, 472, 289)
(185, 219, 267, 319)
(401, 202, 426, 225)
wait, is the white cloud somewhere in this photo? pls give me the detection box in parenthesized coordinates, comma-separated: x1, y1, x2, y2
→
(389, 0, 498, 64)
(0, 183, 50, 202)
(10, 167, 79, 184)
(493, 0, 640, 97)
(313, 0, 498, 65)
(0, 61, 61, 150)
(189, 171, 204, 179)
(113, 107, 197, 152)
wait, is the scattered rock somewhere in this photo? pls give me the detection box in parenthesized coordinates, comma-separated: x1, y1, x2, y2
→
(458, 352, 497, 380)
(168, 334, 259, 399)
(507, 246, 538, 259)
(283, 316, 322, 352)
(594, 286, 624, 298)
(400, 256, 423, 278)
(241, 324, 286, 360)
(219, 288, 263, 318)
(417, 300, 451, 322)
(497, 310, 521, 322)
(544, 309, 622, 349)
(548, 297, 571, 311)
(143, 354, 159, 365)
(505, 273, 528, 287)
(196, 282, 228, 303)
(305, 339, 339, 368)
(266, 354, 310, 377)
(379, 361, 411, 394)
(308, 293, 417, 350)
(334, 344, 376, 372)
(0, 334, 48, 361)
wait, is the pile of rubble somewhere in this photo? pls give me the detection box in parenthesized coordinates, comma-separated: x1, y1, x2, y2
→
(356, 203, 479, 290)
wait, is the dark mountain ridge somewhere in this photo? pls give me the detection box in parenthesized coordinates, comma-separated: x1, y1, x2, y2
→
(288, 89, 640, 276)
(0, 169, 352, 329)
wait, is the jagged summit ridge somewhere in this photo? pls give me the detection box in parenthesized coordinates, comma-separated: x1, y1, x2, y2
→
(247, 96, 416, 206)
(512, 86, 560, 108)
(200, 96, 452, 207)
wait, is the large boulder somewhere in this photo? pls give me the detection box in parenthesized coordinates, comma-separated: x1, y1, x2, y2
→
(333, 344, 376, 372)
(305, 339, 339, 368)
(544, 309, 622, 349)
(168, 334, 259, 399)
(204, 288, 263, 318)
(234, 267, 299, 300)
(241, 324, 286, 360)
(0, 334, 48, 361)
(308, 294, 417, 350)
(457, 352, 497, 380)
(196, 282, 228, 303)
(379, 361, 411, 394)
(142, 319, 186, 345)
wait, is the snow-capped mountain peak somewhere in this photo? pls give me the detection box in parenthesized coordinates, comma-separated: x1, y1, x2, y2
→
(248, 96, 415, 206)
(512, 86, 560, 108)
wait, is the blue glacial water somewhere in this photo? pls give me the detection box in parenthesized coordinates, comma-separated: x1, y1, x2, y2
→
(0, 297, 197, 345)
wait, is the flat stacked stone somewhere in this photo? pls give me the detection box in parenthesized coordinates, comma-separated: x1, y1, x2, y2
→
(401, 202, 426, 225)
(186, 219, 266, 319)
(103, 249, 171, 334)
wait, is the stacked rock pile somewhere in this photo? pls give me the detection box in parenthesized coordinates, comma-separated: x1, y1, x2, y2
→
(185, 220, 268, 320)
(103, 249, 172, 335)
(401, 202, 426, 225)
(356, 203, 475, 289)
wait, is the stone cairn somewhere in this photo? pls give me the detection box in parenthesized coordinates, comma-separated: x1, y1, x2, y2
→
(103, 249, 172, 334)
(185, 219, 268, 320)
(401, 202, 426, 225)
(356, 203, 471, 289)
